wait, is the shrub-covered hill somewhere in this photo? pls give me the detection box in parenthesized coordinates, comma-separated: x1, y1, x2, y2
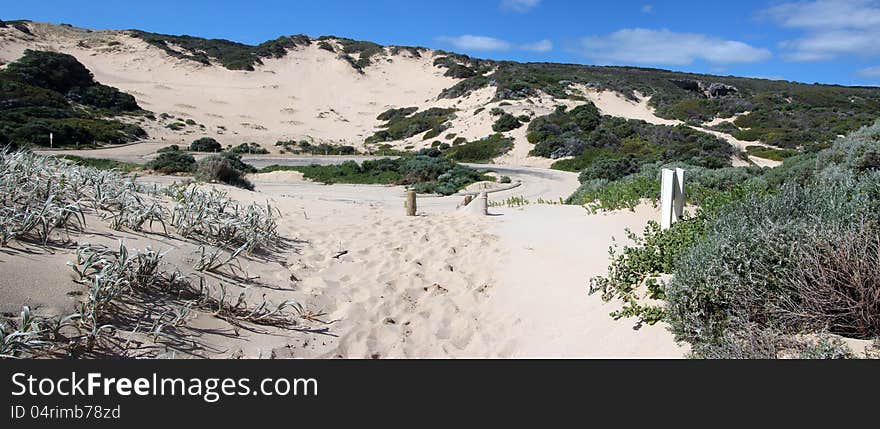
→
(0, 49, 147, 148)
(435, 60, 880, 151)
(526, 103, 734, 173)
(129, 30, 313, 71)
(129, 31, 427, 73)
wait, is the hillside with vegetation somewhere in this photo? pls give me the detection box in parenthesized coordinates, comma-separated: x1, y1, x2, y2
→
(0, 49, 148, 148)
(436, 60, 880, 152)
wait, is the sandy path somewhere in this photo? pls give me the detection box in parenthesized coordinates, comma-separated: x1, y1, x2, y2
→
(487, 204, 684, 357)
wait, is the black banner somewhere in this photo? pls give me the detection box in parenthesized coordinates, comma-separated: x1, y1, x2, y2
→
(2, 360, 877, 426)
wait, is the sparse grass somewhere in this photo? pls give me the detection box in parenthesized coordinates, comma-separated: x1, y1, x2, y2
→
(0, 150, 307, 358)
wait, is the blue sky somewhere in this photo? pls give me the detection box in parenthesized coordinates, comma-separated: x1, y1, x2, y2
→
(4, 0, 880, 86)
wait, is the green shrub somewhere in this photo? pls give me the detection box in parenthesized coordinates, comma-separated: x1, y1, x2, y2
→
(500, 176, 512, 184)
(745, 145, 797, 161)
(422, 128, 441, 140)
(443, 134, 513, 163)
(230, 142, 269, 154)
(667, 177, 880, 357)
(195, 154, 255, 190)
(492, 113, 522, 132)
(377, 107, 418, 121)
(366, 108, 455, 143)
(146, 150, 196, 174)
(578, 156, 641, 181)
(594, 121, 880, 358)
(317, 40, 335, 52)
(260, 155, 486, 195)
(190, 137, 222, 152)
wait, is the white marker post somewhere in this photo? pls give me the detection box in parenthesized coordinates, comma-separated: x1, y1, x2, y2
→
(660, 168, 686, 230)
(49, 132, 53, 148)
(674, 167, 685, 223)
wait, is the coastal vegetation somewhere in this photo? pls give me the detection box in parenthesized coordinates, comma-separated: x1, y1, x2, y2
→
(587, 120, 880, 358)
(260, 154, 491, 195)
(526, 103, 733, 171)
(437, 61, 880, 151)
(0, 50, 147, 148)
(366, 107, 456, 144)
(129, 30, 311, 71)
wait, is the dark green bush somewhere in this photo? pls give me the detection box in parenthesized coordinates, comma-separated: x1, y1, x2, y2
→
(190, 137, 221, 152)
(230, 142, 269, 154)
(578, 156, 641, 182)
(377, 107, 418, 121)
(146, 150, 196, 174)
(443, 134, 513, 163)
(492, 113, 522, 132)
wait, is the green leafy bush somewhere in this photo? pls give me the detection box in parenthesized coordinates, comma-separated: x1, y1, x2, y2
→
(190, 137, 221, 152)
(146, 150, 196, 174)
(443, 134, 513, 163)
(230, 142, 269, 154)
(492, 113, 522, 132)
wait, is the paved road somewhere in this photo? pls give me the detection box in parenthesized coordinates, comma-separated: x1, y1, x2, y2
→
(36, 148, 581, 212)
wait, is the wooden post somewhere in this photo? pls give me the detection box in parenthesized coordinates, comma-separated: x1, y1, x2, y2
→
(478, 191, 488, 215)
(406, 190, 417, 216)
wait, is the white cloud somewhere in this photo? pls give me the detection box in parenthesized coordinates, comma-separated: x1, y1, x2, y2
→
(858, 66, 880, 77)
(763, 0, 880, 30)
(438, 35, 512, 51)
(520, 39, 553, 52)
(500, 0, 541, 12)
(577, 28, 772, 66)
(763, 0, 880, 61)
(642, 4, 653, 14)
(438, 35, 553, 53)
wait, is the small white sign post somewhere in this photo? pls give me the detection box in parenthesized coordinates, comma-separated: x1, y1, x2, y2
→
(49, 132, 53, 148)
(660, 168, 686, 230)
